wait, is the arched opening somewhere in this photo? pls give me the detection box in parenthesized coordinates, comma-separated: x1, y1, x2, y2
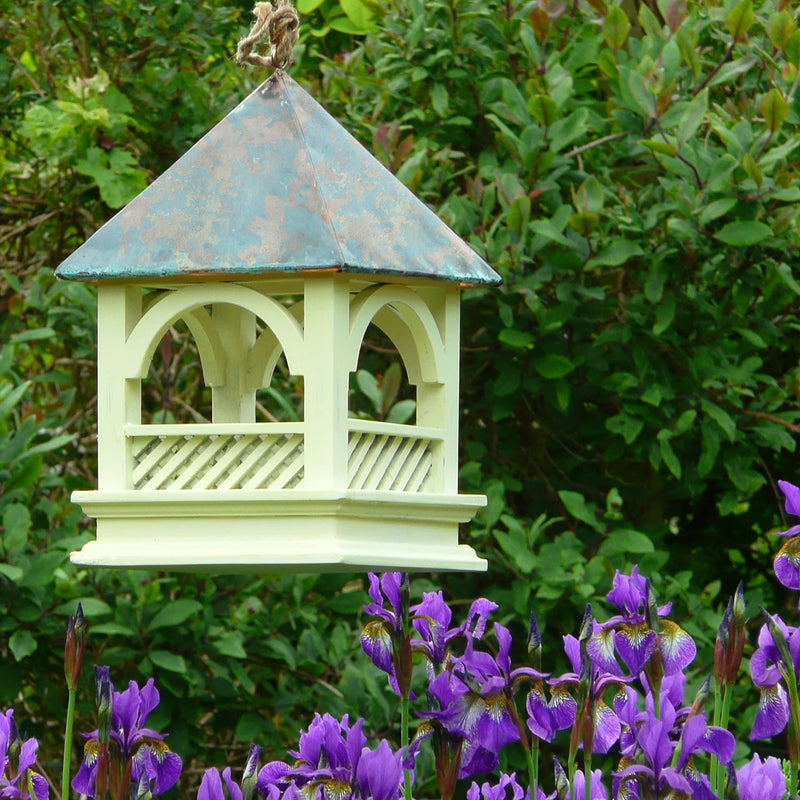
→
(141, 318, 213, 424)
(349, 322, 416, 424)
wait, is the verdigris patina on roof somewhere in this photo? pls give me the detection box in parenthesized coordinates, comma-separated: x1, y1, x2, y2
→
(57, 70, 500, 287)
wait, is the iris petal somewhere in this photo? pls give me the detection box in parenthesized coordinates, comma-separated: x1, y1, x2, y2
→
(615, 623, 656, 674)
(658, 620, 696, 674)
(592, 701, 620, 755)
(774, 537, 800, 590)
(751, 684, 790, 740)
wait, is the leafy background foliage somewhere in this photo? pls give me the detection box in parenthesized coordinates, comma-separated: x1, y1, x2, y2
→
(2, 0, 800, 793)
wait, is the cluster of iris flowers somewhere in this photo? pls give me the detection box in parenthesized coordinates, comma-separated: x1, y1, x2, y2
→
(6, 480, 800, 800)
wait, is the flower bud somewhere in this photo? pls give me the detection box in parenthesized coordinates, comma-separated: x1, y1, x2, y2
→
(527, 611, 542, 671)
(94, 665, 113, 747)
(714, 598, 733, 685)
(242, 744, 262, 800)
(65, 603, 87, 691)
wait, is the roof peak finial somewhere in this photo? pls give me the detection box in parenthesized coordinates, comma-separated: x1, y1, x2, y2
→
(236, 0, 299, 71)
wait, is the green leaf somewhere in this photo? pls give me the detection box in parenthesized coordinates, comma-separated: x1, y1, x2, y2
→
(213, 632, 248, 659)
(653, 295, 676, 335)
(726, 0, 754, 42)
(572, 176, 604, 214)
(698, 421, 721, 477)
(2, 504, 31, 551)
(587, 240, 644, 268)
(768, 10, 795, 49)
(606, 413, 644, 444)
(9, 631, 36, 662)
(640, 139, 676, 156)
(339, 0, 375, 30)
(430, 84, 449, 118)
(715, 220, 772, 247)
(659, 436, 682, 478)
(700, 399, 736, 441)
(533, 354, 574, 379)
(498, 328, 534, 349)
(760, 89, 788, 135)
(698, 197, 737, 226)
(598, 529, 654, 557)
(356, 370, 382, 413)
(265, 637, 297, 669)
(385, 399, 415, 424)
(494, 528, 537, 573)
(529, 95, 557, 127)
(677, 89, 707, 143)
(0, 565, 22, 583)
(147, 599, 203, 631)
(149, 650, 187, 673)
(603, 6, 630, 53)
(558, 490, 605, 532)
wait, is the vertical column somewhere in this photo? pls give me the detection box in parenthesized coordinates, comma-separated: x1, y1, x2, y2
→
(416, 287, 460, 494)
(302, 274, 350, 491)
(97, 284, 142, 491)
(212, 302, 256, 423)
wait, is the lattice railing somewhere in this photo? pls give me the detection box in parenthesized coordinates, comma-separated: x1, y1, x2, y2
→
(126, 423, 304, 491)
(347, 420, 442, 492)
(124, 421, 443, 493)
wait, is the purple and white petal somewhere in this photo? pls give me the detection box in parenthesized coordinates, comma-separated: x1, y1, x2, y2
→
(751, 683, 790, 740)
(774, 536, 800, 590)
(592, 701, 620, 755)
(658, 620, 696, 674)
(615, 623, 656, 675)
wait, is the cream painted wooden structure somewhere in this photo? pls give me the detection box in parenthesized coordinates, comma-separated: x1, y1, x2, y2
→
(57, 70, 501, 572)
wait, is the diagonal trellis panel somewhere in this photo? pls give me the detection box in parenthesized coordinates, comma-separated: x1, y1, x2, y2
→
(347, 432, 435, 492)
(131, 433, 305, 490)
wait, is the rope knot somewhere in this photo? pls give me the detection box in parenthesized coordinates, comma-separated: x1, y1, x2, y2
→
(236, 0, 300, 70)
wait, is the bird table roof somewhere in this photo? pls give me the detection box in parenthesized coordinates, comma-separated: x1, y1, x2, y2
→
(56, 70, 500, 287)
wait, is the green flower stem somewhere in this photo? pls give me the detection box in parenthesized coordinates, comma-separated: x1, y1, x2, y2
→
(709, 680, 722, 796)
(529, 739, 539, 799)
(62, 687, 76, 800)
(583, 748, 591, 800)
(401, 695, 412, 800)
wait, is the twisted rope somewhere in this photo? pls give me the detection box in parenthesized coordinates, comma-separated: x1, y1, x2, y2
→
(236, 0, 299, 70)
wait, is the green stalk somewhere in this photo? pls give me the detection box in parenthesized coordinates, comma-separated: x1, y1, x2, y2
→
(709, 680, 722, 795)
(528, 739, 539, 798)
(582, 748, 591, 800)
(62, 687, 76, 800)
(401, 695, 412, 800)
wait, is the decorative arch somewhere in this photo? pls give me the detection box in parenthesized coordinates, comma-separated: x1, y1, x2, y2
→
(244, 302, 304, 392)
(124, 284, 306, 382)
(348, 285, 445, 385)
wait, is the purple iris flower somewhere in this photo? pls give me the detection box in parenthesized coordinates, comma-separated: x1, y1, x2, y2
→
(198, 745, 261, 800)
(614, 698, 733, 798)
(466, 772, 535, 800)
(599, 568, 695, 676)
(0, 710, 47, 800)
(411, 591, 498, 674)
(750, 613, 800, 739)
(421, 623, 543, 778)
(355, 740, 403, 800)
(72, 677, 182, 797)
(361, 573, 404, 677)
(529, 634, 624, 753)
(735, 754, 786, 800)
(773, 480, 800, 590)
(199, 768, 244, 800)
(258, 713, 403, 800)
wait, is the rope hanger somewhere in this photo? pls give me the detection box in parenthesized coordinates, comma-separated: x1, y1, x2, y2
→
(236, 0, 300, 70)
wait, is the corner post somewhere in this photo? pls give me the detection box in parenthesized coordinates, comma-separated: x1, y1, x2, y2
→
(416, 287, 460, 494)
(302, 274, 350, 491)
(97, 284, 142, 491)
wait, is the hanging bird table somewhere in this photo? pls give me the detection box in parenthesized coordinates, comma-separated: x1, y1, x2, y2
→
(56, 1, 501, 573)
